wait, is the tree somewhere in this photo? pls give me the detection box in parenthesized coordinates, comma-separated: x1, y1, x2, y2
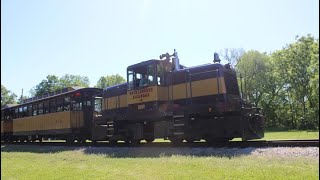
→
(271, 35, 319, 129)
(1, 85, 17, 107)
(95, 74, 126, 89)
(235, 35, 319, 130)
(59, 74, 90, 88)
(32, 75, 61, 97)
(236, 50, 271, 107)
(31, 74, 90, 97)
(220, 48, 244, 67)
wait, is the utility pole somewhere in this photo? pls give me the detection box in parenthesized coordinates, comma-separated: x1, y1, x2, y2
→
(21, 88, 23, 104)
(239, 73, 243, 99)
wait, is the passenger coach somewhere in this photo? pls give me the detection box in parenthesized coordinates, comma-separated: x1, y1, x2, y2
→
(1, 87, 101, 143)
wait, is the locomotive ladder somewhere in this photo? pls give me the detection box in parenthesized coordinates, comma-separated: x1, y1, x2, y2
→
(106, 120, 115, 138)
(173, 115, 185, 136)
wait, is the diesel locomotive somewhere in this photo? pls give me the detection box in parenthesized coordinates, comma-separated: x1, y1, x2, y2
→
(92, 50, 264, 144)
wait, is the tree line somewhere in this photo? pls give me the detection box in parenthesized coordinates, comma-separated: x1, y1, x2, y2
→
(1, 74, 125, 106)
(1, 34, 318, 129)
(222, 34, 318, 130)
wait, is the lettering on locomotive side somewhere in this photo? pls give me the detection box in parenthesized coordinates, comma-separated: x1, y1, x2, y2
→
(129, 87, 153, 99)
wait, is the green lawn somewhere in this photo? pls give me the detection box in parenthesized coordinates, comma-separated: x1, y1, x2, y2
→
(231, 130, 319, 141)
(2, 130, 319, 179)
(156, 130, 319, 142)
(262, 130, 319, 140)
(1, 145, 319, 180)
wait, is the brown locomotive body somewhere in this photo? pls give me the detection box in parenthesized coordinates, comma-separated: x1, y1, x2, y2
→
(92, 50, 264, 143)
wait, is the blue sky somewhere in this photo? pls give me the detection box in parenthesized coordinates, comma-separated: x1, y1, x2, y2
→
(1, 0, 319, 97)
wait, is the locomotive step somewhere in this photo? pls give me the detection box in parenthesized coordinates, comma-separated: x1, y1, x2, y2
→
(173, 124, 185, 127)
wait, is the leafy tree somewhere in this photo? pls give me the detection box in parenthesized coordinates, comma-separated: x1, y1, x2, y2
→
(236, 50, 270, 107)
(220, 48, 244, 67)
(272, 34, 319, 129)
(1, 85, 17, 107)
(31, 74, 90, 97)
(32, 75, 61, 96)
(59, 74, 90, 88)
(237, 35, 319, 130)
(95, 74, 126, 89)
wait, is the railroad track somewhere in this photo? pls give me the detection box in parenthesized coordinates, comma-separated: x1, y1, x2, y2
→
(1, 139, 319, 148)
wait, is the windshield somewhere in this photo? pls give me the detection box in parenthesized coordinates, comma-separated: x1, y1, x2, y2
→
(128, 63, 156, 89)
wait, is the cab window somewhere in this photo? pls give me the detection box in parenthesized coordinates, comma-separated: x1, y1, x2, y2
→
(127, 63, 156, 89)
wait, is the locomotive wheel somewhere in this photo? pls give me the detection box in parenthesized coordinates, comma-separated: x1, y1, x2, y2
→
(79, 138, 86, 144)
(66, 138, 75, 144)
(132, 140, 141, 145)
(185, 138, 196, 143)
(145, 138, 155, 143)
(109, 140, 118, 145)
(125, 139, 141, 145)
(169, 137, 183, 144)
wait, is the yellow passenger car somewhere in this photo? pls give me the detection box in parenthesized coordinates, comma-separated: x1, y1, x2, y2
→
(1, 87, 101, 143)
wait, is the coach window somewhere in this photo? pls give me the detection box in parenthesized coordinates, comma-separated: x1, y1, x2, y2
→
(50, 100, 56, 113)
(9, 109, 14, 119)
(72, 101, 82, 111)
(3, 110, 8, 120)
(44, 101, 49, 114)
(23, 106, 28, 117)
(6, 109, 10, 119)
(87, 100, 92, 106)
(84, 98, 92, 107)
(56, 98, 63, 112)
(64, 97, 71, 111)
(94, 97, 102, 115)
(28, 105, 33, 116)
(19, 107, 23, 118)
(33, 104, 38, 116)
(38, 103, 43, 115)
(13, 108, 17, 118)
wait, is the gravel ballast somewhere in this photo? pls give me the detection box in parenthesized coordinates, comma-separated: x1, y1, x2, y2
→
(81, 146, 319, 158)
(2, 145, 319, 158)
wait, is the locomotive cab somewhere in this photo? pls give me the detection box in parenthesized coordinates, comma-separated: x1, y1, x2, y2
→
(126, 59, 172, 121)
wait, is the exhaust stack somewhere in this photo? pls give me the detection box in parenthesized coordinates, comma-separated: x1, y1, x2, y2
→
(172, 49, 180, 71)
(159, 49, 181, 71)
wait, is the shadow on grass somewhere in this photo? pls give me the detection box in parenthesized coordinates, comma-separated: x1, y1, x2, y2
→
(1, 144, 77, 154)
(1, 144, 256, 158)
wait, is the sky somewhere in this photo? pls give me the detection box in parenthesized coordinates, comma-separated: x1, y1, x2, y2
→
(1, 0, 319, 97)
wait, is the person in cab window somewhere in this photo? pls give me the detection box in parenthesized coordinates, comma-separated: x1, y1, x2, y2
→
(139, 74, 149, 87)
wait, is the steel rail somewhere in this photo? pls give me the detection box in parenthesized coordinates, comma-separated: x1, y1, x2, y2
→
(1, 139, 319, 148)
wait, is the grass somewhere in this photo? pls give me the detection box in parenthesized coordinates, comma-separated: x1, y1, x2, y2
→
(1, 145, 319, 180)
(262, 130, 319, 140)
(231, 130, 319, 141)
(155, 130, 319, 142)
(1, 130, 319, 179)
